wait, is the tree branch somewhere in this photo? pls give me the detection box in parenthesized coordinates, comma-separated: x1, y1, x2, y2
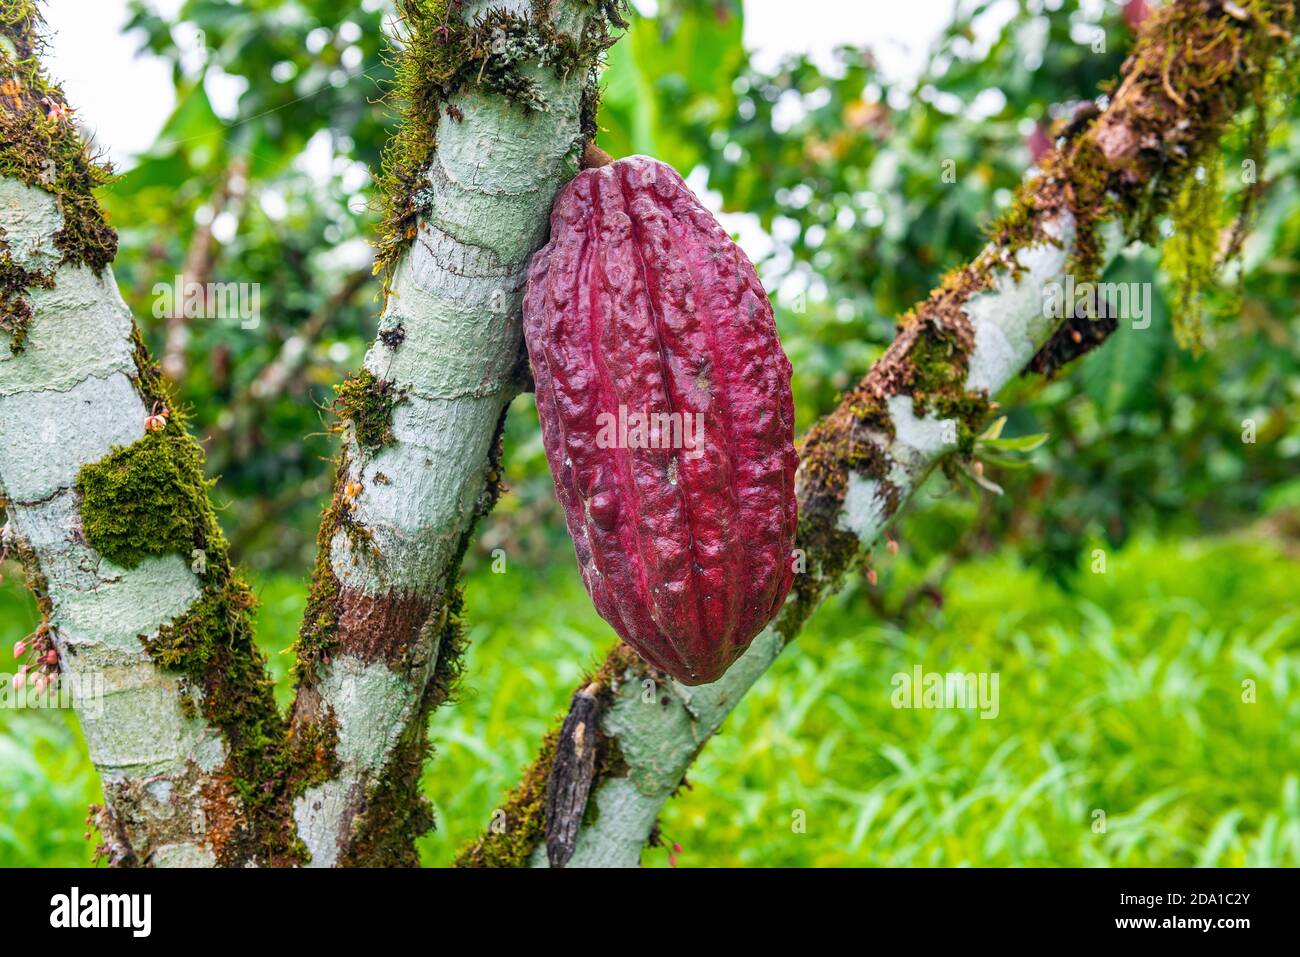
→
(0, 4, 298, 866)
(456, 0, 1297, 868)
(286, 0, 628, 866)
(160, 156, 248, 384)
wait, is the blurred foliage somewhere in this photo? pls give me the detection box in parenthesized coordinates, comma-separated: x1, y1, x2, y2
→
(4, 533, 1299, 866)
(650, 533, 1300, 867)
(106, 0, 394, 570)
(599, 0, 745, 172)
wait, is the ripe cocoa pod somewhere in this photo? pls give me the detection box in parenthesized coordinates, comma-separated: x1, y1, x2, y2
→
(523, 156, 798, 685)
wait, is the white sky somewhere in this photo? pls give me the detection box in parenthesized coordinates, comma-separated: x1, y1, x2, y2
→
(43, 0, 958, 166)
(744, 0, 959, 76)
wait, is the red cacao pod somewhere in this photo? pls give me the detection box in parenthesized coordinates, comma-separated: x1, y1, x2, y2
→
(523, 156, 798, 685)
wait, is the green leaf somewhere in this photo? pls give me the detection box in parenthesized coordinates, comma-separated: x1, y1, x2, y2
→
(597, 2, 744, 172)
(980, 432, 1050, 452)
(1078, 256, 1170, 416)
(980, 415, 1007, 440)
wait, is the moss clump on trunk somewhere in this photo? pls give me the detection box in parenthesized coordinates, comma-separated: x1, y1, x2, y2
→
(333, 369, 403, 451)
(75, 430, 210, 569)
(373, 0, 628, 290)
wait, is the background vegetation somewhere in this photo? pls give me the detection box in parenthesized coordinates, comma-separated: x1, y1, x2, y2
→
(2, 0, 1298, 866)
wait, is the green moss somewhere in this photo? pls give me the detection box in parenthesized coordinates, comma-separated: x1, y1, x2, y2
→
(291, 459, 349, 683)
(0, 251, 53, 353)
(290, 442, 392, 684)
(1161, 154, 1224, 352)
(373, 0, 628, 290)
(985, 0, 1297, 302)
(907, 321, 989, 445)
(1125, 1, 1297, 349)
(291, 378, 393, 683)
(0, 3, 117, 272)
(77, 330, 214, 577)
(454, 725, 559, 868)
(426, 584, 471, 710)
(773, 518, 860, 644)
(773, 384, 901, 642)
(284, 708, 342, 794)
(75, 431, 210, 569)
(143, 567, 340, 865)
(333, 368, 403, 451)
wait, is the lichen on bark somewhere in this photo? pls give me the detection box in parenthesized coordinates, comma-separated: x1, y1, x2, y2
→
(373, 0, 628, 290)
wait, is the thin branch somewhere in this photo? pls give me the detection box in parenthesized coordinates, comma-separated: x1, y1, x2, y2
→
(160, 156, 248, 383)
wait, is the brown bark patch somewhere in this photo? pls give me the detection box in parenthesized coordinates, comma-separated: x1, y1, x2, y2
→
(1026, 305, 1120, 379)
(544, 683, 602, 868)
(199, 772, 246, 864)
(335, 587, 434, 669)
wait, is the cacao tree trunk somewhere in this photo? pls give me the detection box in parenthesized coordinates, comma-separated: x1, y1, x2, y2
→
(0, 6, 289, 866)
(286, 0, 624, 868)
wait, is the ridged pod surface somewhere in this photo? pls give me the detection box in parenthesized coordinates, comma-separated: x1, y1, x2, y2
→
(523, 156, 798, 685)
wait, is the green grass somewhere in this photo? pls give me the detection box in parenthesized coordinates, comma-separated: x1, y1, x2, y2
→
(1, 534, 1297, 867)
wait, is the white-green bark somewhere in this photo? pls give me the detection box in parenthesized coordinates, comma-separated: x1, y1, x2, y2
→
(293, 0, 607, 866)
(0, 179, 222, 867)
(3, 0, 624, 868)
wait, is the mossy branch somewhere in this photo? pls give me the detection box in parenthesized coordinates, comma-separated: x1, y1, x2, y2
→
(0, 1, 116, 354)
(373, 0, 626, 290)
(287, 0, 630, 867)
